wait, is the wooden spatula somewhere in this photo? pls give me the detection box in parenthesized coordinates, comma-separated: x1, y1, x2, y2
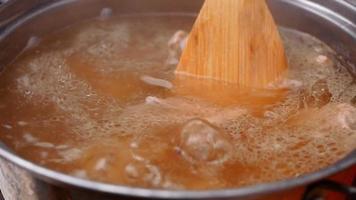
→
(176, 0, 288, 88)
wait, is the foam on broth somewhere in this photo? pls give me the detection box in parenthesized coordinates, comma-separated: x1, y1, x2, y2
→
(0, 14, 355, 189)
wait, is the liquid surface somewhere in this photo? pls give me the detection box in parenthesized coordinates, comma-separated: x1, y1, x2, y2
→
(0, 15, 355, 190)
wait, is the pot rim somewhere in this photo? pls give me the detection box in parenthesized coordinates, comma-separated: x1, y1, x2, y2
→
(0, 147, 355, 199)
(0, 0, 355, 199)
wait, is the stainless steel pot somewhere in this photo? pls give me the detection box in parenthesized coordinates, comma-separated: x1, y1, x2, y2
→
(0, 0, 355, 200)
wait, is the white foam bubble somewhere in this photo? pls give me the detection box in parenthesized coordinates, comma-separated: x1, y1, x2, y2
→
(125, 163, 139, 178)
(17, 121, 28, 126)
(34, 142, 55, 148)
(166, 30, 188, 65)
(56, 144, 69, 150)
(58, 148, 82, 163)
(94, 158, 107, 171)
(268, 79, 303, 90)
(130, 142, 139, 149)
(125, 160, 162, 187)
(99, 8, 113, 20)
(24, 36, 41, 51)
(72, 170, 87, 178)
(23, 133, 38, 143)
(145, 96, 162, 105)
(2, 124, 12, 129)
(40, 152, 48, 158)
(141, 75, 173, 89)
(315, 55, 329, 64)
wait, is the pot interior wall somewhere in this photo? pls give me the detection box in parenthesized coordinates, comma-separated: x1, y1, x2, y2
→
(0, 0, 355, 73)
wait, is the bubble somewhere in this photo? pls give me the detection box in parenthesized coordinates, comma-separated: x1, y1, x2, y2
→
(336, 104, 356, 130)
(125, 163, 140, 178)
(56, 144, 69, 150)
(162, 179, 183, 189)
(314, 47, 323, 53)
(23, 133, 38, 143)
(309, 79, 332, 108)
(130, 142, 139, 149)
(145, 96, 162, 105)
(166, 30, 188, 65)
(99, 8, 113, 20)
(125, 160, 161, 187)
(179, 119, 233, 165)
(34, 142, 55, 148)
(299, 79, 332, 109)
(57, 148, 82, 163)
(17, 121, 28, 126)
(94, 158, 108, 171)
(40, 152, 48, 158)
(268, 79, 303, 90)
(2, 124, 12, 129)
(24, 36, 41, 51)
(264, 111, 279, 119)
(72, 170, 88, 179)
(315, 55, 329, 64)
(207, 107, 248, 126)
